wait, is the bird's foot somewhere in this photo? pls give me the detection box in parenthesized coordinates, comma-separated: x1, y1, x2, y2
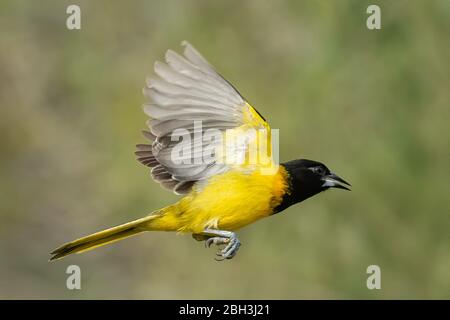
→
(215, 234, 241, 261)
(205, 236, 229, 248)
(200, 229, 241, 261)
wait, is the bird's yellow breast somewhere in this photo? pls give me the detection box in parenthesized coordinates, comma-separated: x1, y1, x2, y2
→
(161, 166, 290, 234)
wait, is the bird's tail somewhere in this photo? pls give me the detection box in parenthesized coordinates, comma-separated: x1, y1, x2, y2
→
(49, 207, 177, 261)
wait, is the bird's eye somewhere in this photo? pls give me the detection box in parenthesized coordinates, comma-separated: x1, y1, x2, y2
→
(313, 166, 325, 175)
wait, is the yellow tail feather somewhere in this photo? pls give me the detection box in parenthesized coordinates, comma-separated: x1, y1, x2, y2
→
(49, 214, 161, 261)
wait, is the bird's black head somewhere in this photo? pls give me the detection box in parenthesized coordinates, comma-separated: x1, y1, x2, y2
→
(274, 159, 351, 213)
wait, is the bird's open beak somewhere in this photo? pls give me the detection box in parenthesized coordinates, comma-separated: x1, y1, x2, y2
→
(322, 173, 351, 191)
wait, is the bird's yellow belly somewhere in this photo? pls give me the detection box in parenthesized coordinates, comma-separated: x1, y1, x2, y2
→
(171, 168, 289, 234)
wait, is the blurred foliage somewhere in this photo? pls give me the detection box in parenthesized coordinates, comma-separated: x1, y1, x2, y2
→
(0, 0, 448, 299)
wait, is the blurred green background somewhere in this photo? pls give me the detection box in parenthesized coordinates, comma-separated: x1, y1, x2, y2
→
(0, 0, 448, 299)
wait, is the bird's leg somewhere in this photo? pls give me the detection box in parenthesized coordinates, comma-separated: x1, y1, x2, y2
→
(192, 233, 209, 241)
(199, 228, 241, 261)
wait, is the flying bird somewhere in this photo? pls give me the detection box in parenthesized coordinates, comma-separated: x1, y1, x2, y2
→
(50, 41, 350, 261)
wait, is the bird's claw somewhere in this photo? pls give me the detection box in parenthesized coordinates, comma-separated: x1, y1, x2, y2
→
(201, 229, 241, 261)
(205, 236, 229, 248)
(209, 235, 240, 260)
(220, 235, 241, 260)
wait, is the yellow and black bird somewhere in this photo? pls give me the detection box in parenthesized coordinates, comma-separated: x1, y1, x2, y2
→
(50, 41, 350, 261)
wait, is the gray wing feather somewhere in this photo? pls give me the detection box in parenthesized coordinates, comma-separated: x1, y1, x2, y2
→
(137, 41, 247, 195)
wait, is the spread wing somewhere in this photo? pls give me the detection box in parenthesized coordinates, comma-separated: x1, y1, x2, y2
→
(136, 41, 272, 194)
